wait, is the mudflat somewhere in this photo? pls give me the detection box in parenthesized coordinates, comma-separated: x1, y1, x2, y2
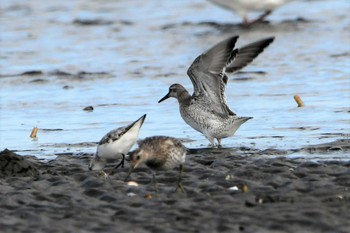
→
(1, 139, 349, 233)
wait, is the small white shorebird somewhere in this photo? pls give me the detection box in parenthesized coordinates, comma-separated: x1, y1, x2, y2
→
(159, 36, 274, 147)
(125, 136, 187, 193)
(207, 0, 294, 25)
(89, 114, 146, 172)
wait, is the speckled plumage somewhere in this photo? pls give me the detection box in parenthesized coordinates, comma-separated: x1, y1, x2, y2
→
(159, 36, 274, 146)
(128, 136, 186, 170)
(126, 136, 187, 192)
(89, 114, 146, 171)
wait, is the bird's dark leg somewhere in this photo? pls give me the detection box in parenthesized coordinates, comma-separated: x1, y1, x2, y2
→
(243, 15, 250, 26)
(114, 154, 125, 169)
(249, 10, 272, 25)
(124, 166, 134, 182)
(206, 136, 216, 147)
(217, 138, 223, 148)
(175, 164, 185, 193)
(109, 154, 125, 175)
(152, 172, 158, 198)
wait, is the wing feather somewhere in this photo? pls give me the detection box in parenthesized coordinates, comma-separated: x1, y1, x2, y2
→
(186, 36, 274, 117)
(187, 36, 239, 116)
(226, 37, 274, 73)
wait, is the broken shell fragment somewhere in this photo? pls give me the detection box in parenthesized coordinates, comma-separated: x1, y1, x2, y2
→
(30, 127, 38, 138)
(127, 181, 139, 186)
(242, 184, 249, 193)
(294, 95, 305, 107)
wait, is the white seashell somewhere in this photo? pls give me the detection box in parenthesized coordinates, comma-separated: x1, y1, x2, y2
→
(127, 181, 139, 186)
(228, 186, 239, 191)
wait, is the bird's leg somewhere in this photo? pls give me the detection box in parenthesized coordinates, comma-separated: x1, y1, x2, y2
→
(250, 10, 272, 25)
(113, 154, 125, 170)
(206, 136, 216, 147)
(152, 172, 158, 198)
(216, 138, 222, 148)
(124, 166, 133, 182)
(175, 164, 185, 193)
(258, 9, 272, 21)
(243, 15, 250, 26)
(121, 154, 125, 168)
(109, 154, 125, 175)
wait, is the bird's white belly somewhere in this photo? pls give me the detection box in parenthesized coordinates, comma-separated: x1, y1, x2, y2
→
(181, 106, 223, 136)
(180, 105, 246, 140)
(97, 130, 139, 159)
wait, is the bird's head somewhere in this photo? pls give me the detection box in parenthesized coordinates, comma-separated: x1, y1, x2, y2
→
(158, 83, 187, 103)
(88, 156, 106, 171)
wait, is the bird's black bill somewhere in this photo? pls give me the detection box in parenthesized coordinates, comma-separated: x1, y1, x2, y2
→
(158, 93, 170, 103)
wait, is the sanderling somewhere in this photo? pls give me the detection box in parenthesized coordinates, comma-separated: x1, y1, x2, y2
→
(159, 36, 274, 147)
(125, 136, 187, 193)
(89, 114, 146, 172)
(207, 0, 293, 25)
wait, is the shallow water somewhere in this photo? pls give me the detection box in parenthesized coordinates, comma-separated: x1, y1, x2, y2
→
(0, 0, 349, 160)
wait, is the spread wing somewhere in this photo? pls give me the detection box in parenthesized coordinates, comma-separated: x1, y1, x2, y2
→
(187, 36, 274, 117)
(187, 36, 239, 116)
(226, 37, 274, 73)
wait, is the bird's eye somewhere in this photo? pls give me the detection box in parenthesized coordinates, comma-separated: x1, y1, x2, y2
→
(136, 155, 140, 160)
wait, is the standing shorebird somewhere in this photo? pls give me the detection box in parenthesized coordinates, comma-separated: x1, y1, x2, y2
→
(125, 136, 187, 193)
(159, 36, 274, 147)
(89, 114, 146, 172)
(207, 0, 294, 25)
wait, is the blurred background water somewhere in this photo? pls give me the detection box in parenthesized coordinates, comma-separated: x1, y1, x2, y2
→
(0, 0, 349, 160)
